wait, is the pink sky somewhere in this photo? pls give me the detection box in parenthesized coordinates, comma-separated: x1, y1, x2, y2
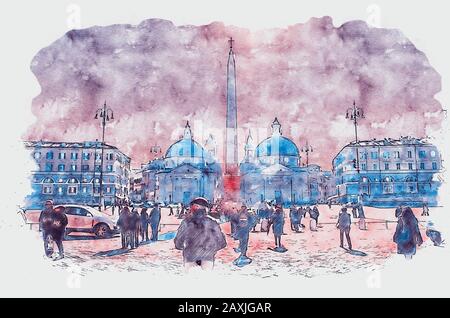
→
(26, 16, 443, 169)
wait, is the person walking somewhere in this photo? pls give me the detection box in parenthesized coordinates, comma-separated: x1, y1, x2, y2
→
(149, 203, 161, 241)
(337, 207, 352, 250)
(169, 205, 174, 216)
(351, 206, 358, 218)
(174, 197, 227, 271)
(39, 200, 55, 257)
(308, 205, 320, 231)
(393, 206, 423, 259)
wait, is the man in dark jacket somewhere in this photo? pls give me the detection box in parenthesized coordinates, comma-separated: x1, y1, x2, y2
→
(140, 207, 149, 241)
(149, 203, 161, 241)
(49, 205, 68, 260)
(39, 200, 54, 257)
(337, 207, 352, 250)
(174, 197, 227, 271)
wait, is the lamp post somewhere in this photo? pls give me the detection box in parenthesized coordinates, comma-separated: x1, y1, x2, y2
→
(94, 101, 114, 211)
(346, 100, 364, 174)
(301, 141, 313, 202)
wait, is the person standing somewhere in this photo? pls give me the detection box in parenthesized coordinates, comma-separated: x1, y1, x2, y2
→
(49, 205, 68, 260)
(117, 205, 132, 249)
(149, 203, 161, 241)
(337, 207, 352, 250)
(422, 202, 430, 216)
(140, 207, 149, 241)
(174, 197, 227, 271)
(289, 205, 297, 231)
(130, 206, 140, 248)
(268, 204, 286, 251)
(233, 208, 257, 266)
(357, 204, 367, 230)
(351, 206, 358, 218)
(393, 206, 423, 259)
(39, 200, 54, 257)
(309, 205, 320, 231)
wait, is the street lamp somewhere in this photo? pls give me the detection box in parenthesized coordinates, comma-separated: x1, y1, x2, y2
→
(346, 100, 364, 173)
(300, 141, 313, 167)
(300, 141, 313, 202)
(94, 101, 114, 211)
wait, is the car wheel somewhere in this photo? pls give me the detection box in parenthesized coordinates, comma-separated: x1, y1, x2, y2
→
(94, 223, 111, 238)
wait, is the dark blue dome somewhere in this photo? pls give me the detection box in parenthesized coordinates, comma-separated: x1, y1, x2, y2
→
(256, 136, 299, 157)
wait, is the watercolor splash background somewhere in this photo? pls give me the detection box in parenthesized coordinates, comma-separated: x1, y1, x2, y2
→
(26, 16, 443, 168)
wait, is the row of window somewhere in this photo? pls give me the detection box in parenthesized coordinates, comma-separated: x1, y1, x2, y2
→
(43, 163, 114, 172)
(358, 162, 438, 171)
(42, 185, 114, 195)
(35, 152, 116, 161)
(360, 182, 429, 195)
(361, 149, 437, 160)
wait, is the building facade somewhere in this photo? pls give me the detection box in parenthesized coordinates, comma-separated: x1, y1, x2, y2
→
(141, 122, 222, 205)
(332, 137, 443, 207)
(239, 118, 333, 207)
(25, 141, 131, 209)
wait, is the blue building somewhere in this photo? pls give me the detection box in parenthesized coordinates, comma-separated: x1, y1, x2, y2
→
(332, 137, 443, 207)
(141, 122, 222, 205)
(239, 118, 333, 206)
(24, 140, 131, 209)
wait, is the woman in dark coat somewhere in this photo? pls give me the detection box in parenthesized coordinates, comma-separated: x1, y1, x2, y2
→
(393, 207, 423, 259)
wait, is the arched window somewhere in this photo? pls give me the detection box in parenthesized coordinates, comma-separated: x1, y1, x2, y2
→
(42, 177, 54, 183)
(382, 176, 394, 194)
(67, 177, 79, 184)
(360, 176, 370, 195)
(405, 176, 417, 193)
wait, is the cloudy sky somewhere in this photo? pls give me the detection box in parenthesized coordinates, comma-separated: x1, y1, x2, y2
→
(26, 16, 444, 169)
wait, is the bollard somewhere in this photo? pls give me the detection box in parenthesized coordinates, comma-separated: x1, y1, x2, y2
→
(385, 221, 388, 229)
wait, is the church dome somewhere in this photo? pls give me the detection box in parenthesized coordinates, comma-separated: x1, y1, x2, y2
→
(256, 135, 299, 158)
(165, 139, 206, 159)
(255, 118, 299, 158)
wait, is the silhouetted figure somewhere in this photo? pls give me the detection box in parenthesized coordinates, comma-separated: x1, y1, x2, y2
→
(308, 205, 320, 231)
(393, 206, 423, 259)
(422, 202, 429, 216)
(117, 206, 132, 249)
(289, 206, 297, 231)
(39, 200, 54, 257)
(169, 205, 174, 216)
(140, 207, 149, 241)
(130, 207, 140, 248)
(233, 208, 257, 266)
(174, 197, 227, 271)
(268, 204, 286, 251)
(357, 204, 367, 230)
(352, 206, 358, 218)
(337, 207, 352, 250)
(149, 204, 161, 241)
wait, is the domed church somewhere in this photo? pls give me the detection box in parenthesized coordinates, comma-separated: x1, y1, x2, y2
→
(240, 118, 311, 206)
(141, 121, 222, 205)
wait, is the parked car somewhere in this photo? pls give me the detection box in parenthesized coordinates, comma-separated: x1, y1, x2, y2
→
(25, 204, 118, 238)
